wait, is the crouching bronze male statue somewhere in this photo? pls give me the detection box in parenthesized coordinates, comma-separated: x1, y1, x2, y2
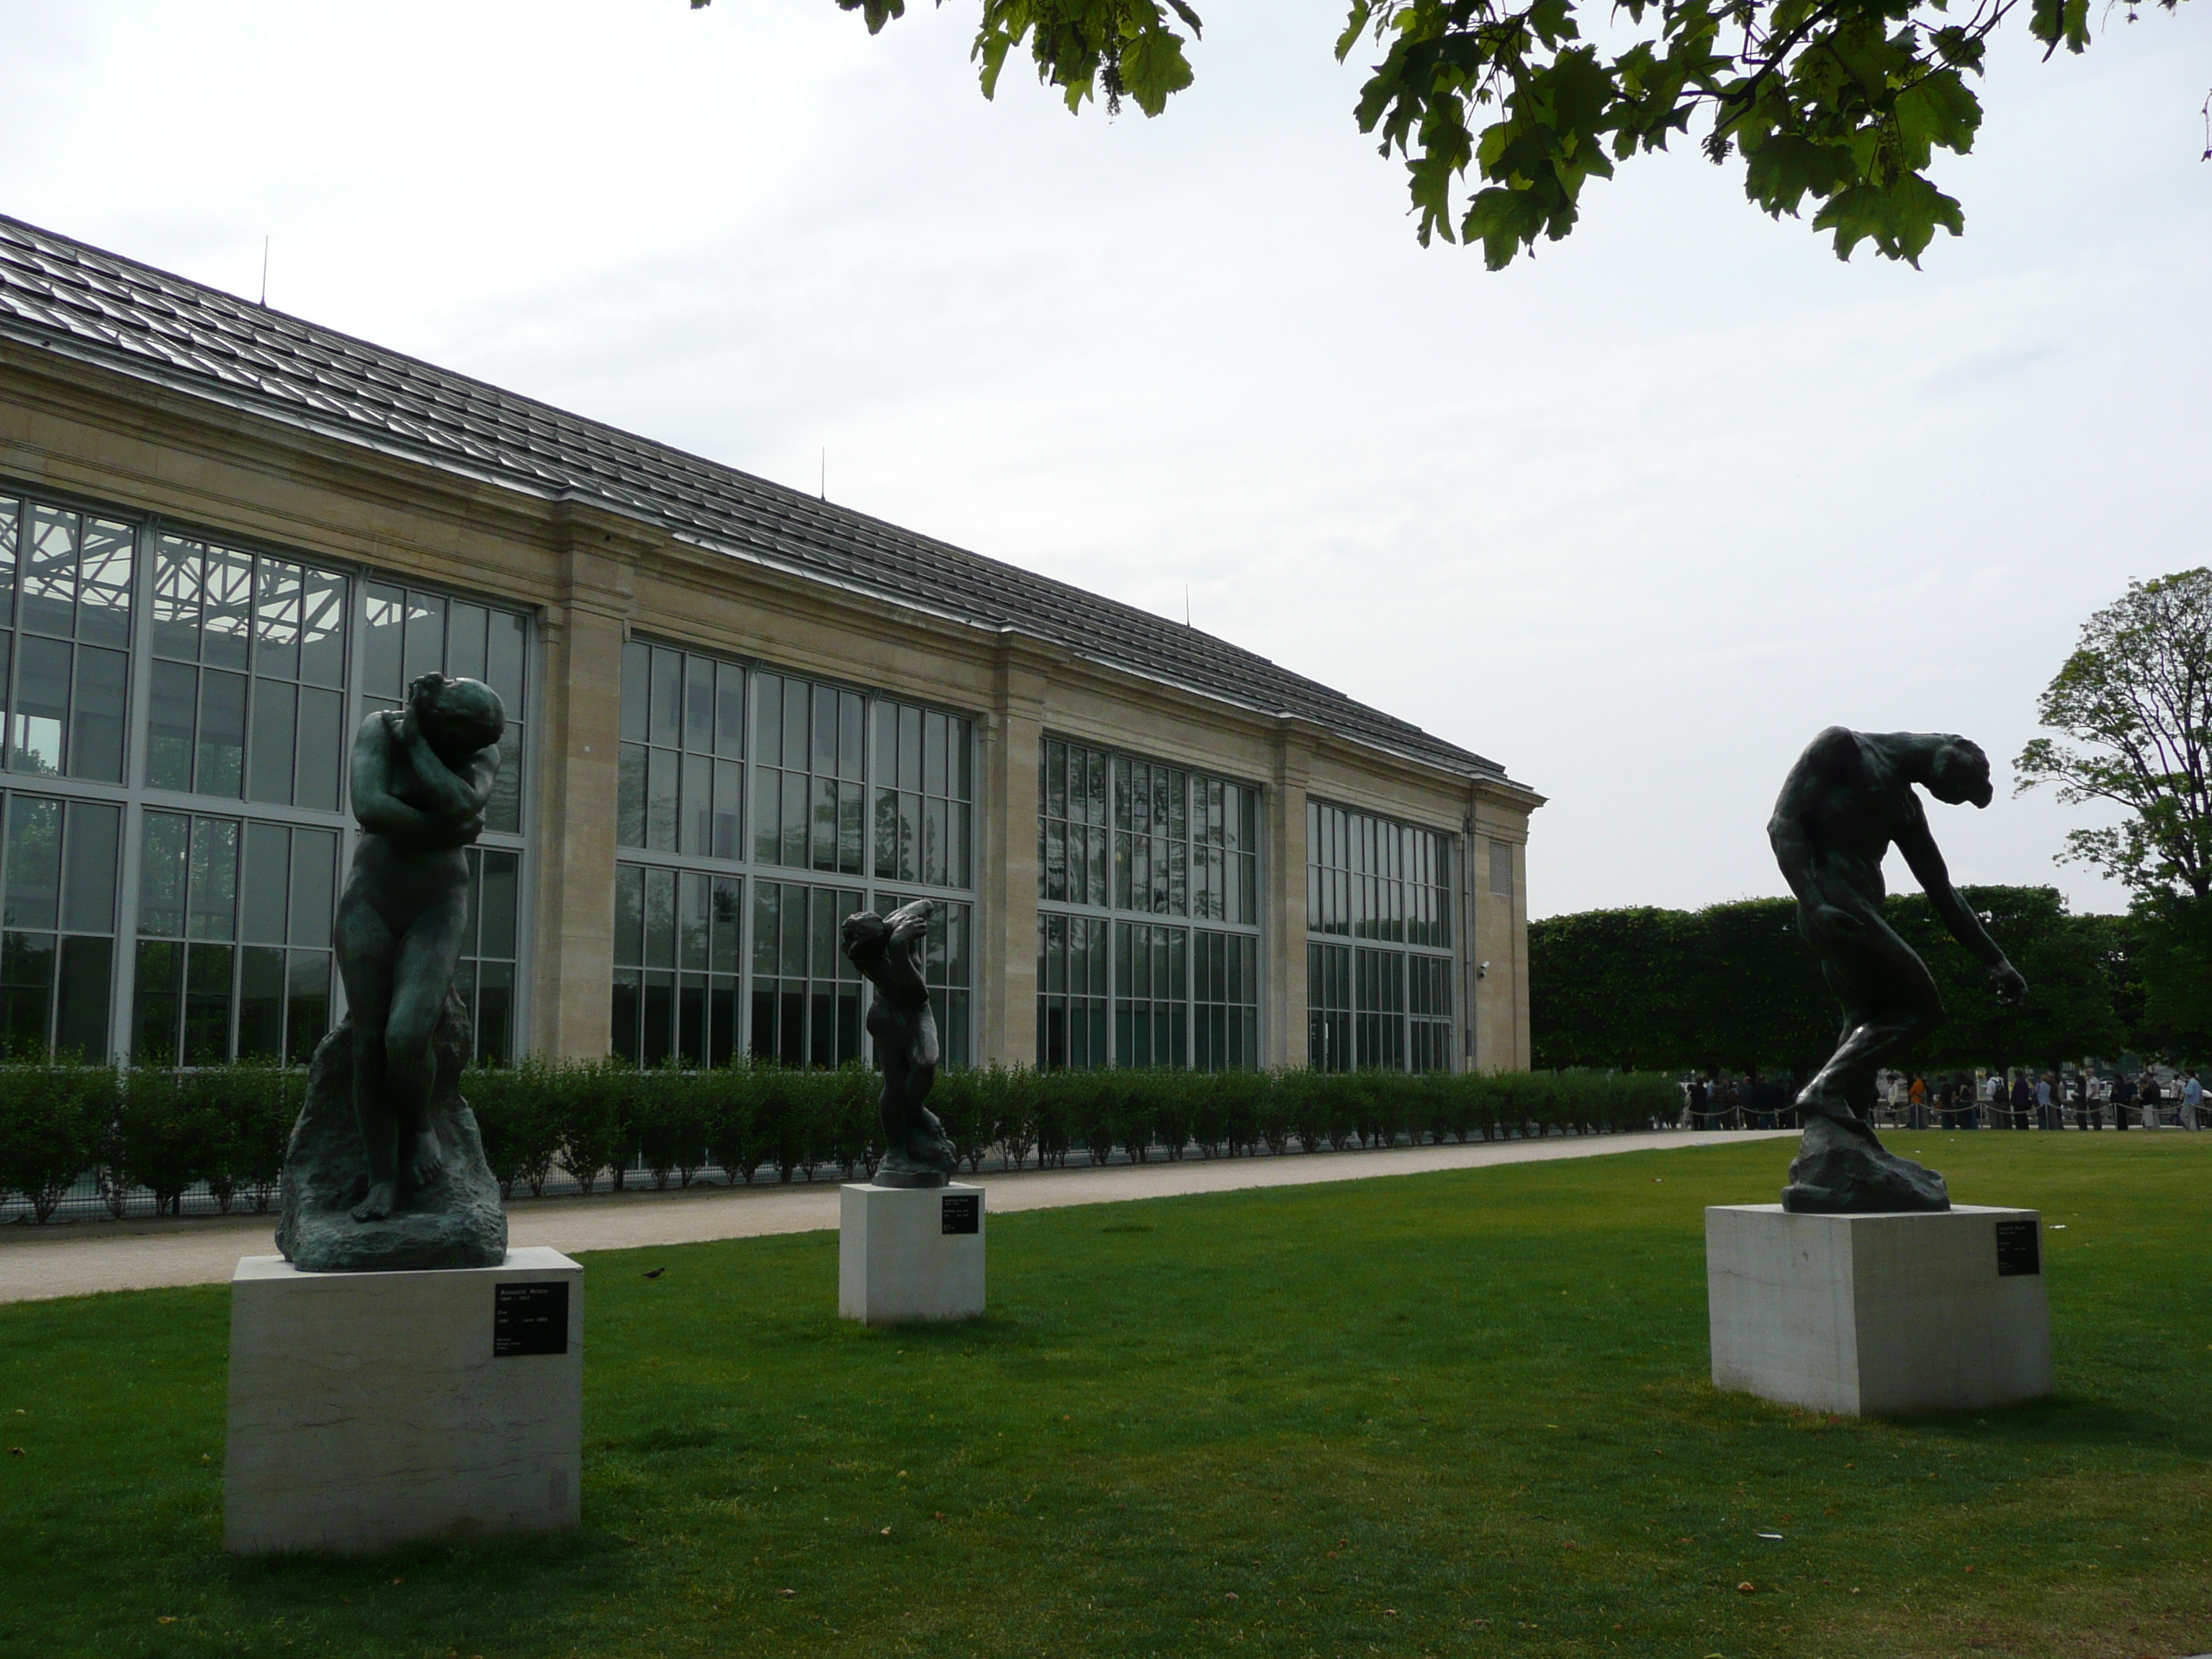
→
(840, 899, 959, 1187)
(1769, 727, 2027, 1213)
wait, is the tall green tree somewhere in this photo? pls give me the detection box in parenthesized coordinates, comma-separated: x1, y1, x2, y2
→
(2018, 568, 2212, 1062)
(709, 0, 2193, 267)
(2016, 568, 2212, 904)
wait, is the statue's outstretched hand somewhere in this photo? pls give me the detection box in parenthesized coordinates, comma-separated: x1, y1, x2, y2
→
(1989, 961, 2028, 1005)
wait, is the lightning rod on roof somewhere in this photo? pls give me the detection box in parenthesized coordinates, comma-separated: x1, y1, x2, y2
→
(820, 448, 826, 502)
(259, 237, 269, 307)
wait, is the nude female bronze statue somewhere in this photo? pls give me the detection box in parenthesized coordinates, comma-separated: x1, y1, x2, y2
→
(839, 898, 959, 1187)
(1769, 727, 2027, 1212)
(337, 673, 505, 1222)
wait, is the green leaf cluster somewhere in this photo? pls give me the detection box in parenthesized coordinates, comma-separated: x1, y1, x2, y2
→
(768, 0, 2186, 264)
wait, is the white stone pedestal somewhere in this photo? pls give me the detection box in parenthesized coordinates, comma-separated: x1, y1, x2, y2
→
(1707, 1205, 2051, 1416)
(224, 1247, 583, 1555)
(839, 1182, 986, 1325)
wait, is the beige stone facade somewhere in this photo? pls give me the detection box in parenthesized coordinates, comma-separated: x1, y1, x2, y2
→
(0, 217, 1539, 1074)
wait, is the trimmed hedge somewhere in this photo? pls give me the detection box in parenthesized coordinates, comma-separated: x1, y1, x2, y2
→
(0, 1060, 1681, 1218)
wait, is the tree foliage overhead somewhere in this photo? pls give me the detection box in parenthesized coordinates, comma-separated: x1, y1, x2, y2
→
(2016, 567, 2212, 904)
(703, 0, 2188, 268)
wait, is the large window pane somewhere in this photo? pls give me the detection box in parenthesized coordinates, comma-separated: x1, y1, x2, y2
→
(63, 801, 119, 934)
(78, 521, 132, 650)
(4, 796, 62, 930)
(133, 939, 181, 1063)
(68, 646, 126, 784)
(20, 508, 76, 638)
(147, 660, 196, 791)
(295, 688, 343, 811)
(248, 681, 297, 804)
(202, 548, 252, 670)
(54, 935, 110, 1061)
(300, 571, 346, 686)
(197, 670, 246, 796)
(12, 634, 68, 775)
(187, 818, 239, 940)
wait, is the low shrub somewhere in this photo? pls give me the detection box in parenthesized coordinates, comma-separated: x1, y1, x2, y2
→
(0, 1051, 1686, 1218)
(0, 1061, 114, 1222)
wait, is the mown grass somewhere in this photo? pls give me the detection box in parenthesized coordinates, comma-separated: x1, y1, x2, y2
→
(2, 1133, 2208, 1659)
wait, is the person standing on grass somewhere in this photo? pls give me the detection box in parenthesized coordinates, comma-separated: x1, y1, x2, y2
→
(2141, 1072, 2163, 1129)
(2183, 1071, 2203, 1132)
(1982, 1069, 2003, 1130)
(1909, 1071, 1927, 1129)
(2113, 1072, 2135, 1130)
(2033, 1073, 2053, 1131)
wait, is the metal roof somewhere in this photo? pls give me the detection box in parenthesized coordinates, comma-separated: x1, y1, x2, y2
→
(0, 213, 1512, 785)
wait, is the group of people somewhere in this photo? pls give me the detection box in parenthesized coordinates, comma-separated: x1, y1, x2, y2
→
(1681, 1068, 2206, 1133)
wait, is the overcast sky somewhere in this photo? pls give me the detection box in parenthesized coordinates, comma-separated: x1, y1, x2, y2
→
(5, 1, 2207, 919)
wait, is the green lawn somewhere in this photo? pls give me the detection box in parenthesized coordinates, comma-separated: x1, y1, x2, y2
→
(4, 1134, 2209, 1659)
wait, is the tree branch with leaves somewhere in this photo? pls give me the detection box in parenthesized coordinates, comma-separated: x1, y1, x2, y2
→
(695, 0, 2185, 266)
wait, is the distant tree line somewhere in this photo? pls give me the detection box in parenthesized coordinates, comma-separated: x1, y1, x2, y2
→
(1531, 885, 2205, 1077)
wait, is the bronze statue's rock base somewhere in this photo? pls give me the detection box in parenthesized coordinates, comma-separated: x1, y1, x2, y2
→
(274, 997, 507, 1272)
(1781, 1113, 1951, 1214)
(871, 1154, 951, 1190)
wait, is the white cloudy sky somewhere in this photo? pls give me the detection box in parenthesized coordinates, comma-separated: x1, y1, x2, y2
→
(5, 1, 2208, 919)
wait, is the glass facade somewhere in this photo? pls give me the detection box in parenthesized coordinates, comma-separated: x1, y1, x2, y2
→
(1036, 737, 1262, 1069)
(1306, 801, 1455, 1072)
(0, 485, 532, 1064)
(0, 792, 118, 1058)
(612, 639, 976, 1066)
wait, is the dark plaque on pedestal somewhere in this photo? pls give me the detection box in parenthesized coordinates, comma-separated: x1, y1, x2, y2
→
(941, 1193, 981, 1236)
(1995, 1219, 2040, 1277)
(494, 1282, 570, 1355)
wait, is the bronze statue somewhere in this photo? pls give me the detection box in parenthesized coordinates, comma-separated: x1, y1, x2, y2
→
(275, 672, 509, 1271)
(1769, 727, 2027, 1212)
(840, 899, 958, 1187)
(336, 673, 505, 1221)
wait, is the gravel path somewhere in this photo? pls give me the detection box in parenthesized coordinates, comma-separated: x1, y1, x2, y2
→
(0, 1128, 1796, 1303)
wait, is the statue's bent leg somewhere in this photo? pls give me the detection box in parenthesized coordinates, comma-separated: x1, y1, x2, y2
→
(1799, 927, 1943, 1130)
(386, 899, 469, 1201)
(336, 893, 401, 1221)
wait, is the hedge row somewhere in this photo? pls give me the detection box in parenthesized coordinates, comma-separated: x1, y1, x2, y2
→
(0, 1060, 1681, 1218)
(0, 1061, 302, 1222)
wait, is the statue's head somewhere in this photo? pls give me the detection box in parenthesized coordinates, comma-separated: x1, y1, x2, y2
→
(840, 911, 888, 956)
(410, 673, 505, 757)
(1926, 736, 1993, 808)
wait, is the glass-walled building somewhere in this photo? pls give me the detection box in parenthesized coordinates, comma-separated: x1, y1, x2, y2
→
(0, 213, 1541, 1077)
(1305, 801, 1456, 1072)
(0, 489, 529, 1066)
(1034, 737, 1262, 1069)
(609, 639, 976, 1069)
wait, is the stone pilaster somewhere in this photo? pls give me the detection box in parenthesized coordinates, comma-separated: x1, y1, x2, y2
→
(977, 640, 1047, 1066)
(528, 515, 639, 1058)
(1266, 724, 1318, 1069)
